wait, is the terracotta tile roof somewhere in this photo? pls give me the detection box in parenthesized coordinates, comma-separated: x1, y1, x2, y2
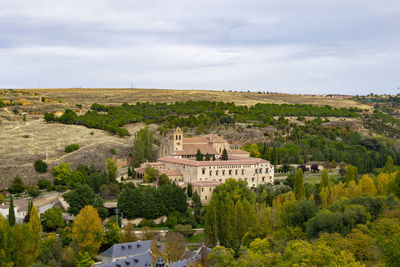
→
(192, 181, 221, 187)
(158, 156, 269, 167)
(159, 169, 182, 176)
(228, 150, 250, 154)
(174, 144, 216, 155)
(184, 137, 209, 144)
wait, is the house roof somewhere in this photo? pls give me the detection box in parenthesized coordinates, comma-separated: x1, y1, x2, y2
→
(228, 149, 249, 155)
(158, 156, 269, 167)
(97, 251, 153, 267)
(159, 169, 182, 177)
(101, 240, 152, 259)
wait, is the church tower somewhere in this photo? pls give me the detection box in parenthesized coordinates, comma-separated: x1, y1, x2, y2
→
(173, 127, 183, 151)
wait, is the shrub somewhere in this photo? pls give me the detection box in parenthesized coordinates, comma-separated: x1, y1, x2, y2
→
(65, 144, 80, 153)
(10, 176, 25, 194)
(26, 185, 41, 197)
(38, 179, 51, 189)
(174, 224, 194, 237)
(34, 159, 48, 173)
(138, 219, 156, 228)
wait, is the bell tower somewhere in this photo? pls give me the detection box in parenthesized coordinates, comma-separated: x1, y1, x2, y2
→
(173, 127, 183, 151)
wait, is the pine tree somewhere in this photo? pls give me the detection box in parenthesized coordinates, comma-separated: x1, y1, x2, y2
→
(320, 169, 329, 189)
(294, 168, 305, 200)
(221, 148, 228, 161)
(8, 196, 15, 227)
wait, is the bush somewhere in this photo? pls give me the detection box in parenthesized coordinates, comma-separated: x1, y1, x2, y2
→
(26, 185, 41, 197)
(10, 176, 25, 194)
(138, 219, 156, 228)
(65, 144, 80, 153)
(174, 224, 194, 237)
(55, 185, 67, 192)
(38, 179, 52, 190)
(34, 159, 48, 173)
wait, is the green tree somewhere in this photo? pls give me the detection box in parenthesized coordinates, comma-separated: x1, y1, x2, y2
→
(64, 184, 95, 215)
(187, 183, 193, 197)
(52, 162, 74, 186)
(320, 169, 329, 188)
(132, 127, 156, 167)
(384, 156, 394, 173)
(8, 196, 15, 226)
(10, 176, 25, 194)
(207, 246, 235, 267)
(76, 252, 94, 267)
(345, 165, 359, 183)
(294, 168, 305, 200)
(102, 221, 121, 249)
(221, 148, 228, 160)
(196, 149, 203, 161)
(205, 153, 211, 161)
(191, 190, 203, 224)
(158, 174, 169, 186)
(41, 208, 64, 231)
(93, 196, 108, 219)
(34, 159, 48, 173)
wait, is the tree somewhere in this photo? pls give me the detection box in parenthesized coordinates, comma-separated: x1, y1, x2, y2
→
(158, 174, 169, 186)
(8, 195, 15, 226)
(26, 185, 41, 197)
(64, 184, 95, 215)
(64, 144, 80, 153)
(163, 232, 187, 263)
(384, 156, 394, 173)
(102, 221, 121, 249)
(359, 174, 377, 195)
(191, 191, 202, 223)
(320, 169, 329, 188)
(72, 205, 103, 258)
(174, 224, 194, 237)
(52, 162, 74, 186)
(34, 159, 48, 173)
(281, 200, 318, 230)
(38, 179, 51, 190)
(29, 207, 42, 262)
(187, 183, 193, 197)
(76, 252, 94, 267)
(196, 149, 203, 161)
(93, 196, 108, 219)
(345, 165, 359, 183)
(207, 246, 235, 267)
(294, 168, 305, 200)
(212, 154, 216, 161)
(151, 239, 162, 266)
(119, 223, 137, 243)
(143, 165, 159, 183)
(41, 207, 64, 231)
(141, 226, 154, 240)
(205, 153, 211, 161)
(221, 148, 228, 160)
(10, 176, 25, 194)
(132, 127, 156, 167)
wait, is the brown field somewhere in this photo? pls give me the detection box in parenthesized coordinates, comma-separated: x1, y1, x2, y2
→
(0, 88, 367, 189)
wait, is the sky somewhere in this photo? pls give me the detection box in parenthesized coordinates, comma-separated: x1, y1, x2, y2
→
(0, 0, 399, 95)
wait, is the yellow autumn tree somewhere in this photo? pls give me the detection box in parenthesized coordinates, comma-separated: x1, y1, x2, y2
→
(72, 205, 103, 258)
(359, 174, 377, 195)
(29, 207, 42, 262)
(329, 181, 346, 203)
(377, 173, 390, 195)
(320, 186, 330, 208)
(346, 180, 362, 198)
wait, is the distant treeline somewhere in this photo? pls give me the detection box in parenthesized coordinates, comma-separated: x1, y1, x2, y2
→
(44, 101, 361, 136)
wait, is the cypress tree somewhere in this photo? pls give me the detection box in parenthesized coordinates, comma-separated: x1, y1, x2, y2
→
(212, 154, 216, 161)
(187, 183, 193, 197)
(196, 149, 203, 161)
(8, 196, 15, 226)
(294, 168, 305, 200)
(221, 148, 228, 161)
(205, 153, 211, 161)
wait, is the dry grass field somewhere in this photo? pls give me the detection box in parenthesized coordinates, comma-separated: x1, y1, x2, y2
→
(0, 88, 367, 189)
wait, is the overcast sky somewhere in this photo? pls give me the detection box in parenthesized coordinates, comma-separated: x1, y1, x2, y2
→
(1, 1, 399, 94)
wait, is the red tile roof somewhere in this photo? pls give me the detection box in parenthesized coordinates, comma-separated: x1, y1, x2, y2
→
(158, 156, 269, 167)
(159, 169, 182, 176)
(192, 181, 221, 187)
